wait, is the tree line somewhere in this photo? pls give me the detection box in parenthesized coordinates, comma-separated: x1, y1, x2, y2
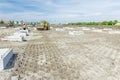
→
(68, 20, 118, 26)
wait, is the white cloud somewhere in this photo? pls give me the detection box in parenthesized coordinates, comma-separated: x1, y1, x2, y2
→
(0, 0, 120, 23)
(0, 11, 44, 21)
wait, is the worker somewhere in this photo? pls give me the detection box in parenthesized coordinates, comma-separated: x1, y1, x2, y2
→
(22, 24, 27, 30)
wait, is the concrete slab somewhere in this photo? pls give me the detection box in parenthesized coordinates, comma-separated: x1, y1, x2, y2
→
(20, 30, 29, 36)
(91, 28, 96, 30)
(64, 27, 73, 30)
(1, 34, 23, 42)
(2, 37, 23, 42)
(0, 27, 7, 29)
(92, 29, 103, 32)
(69, 31, 84, 35)
(82, 27, 91, 31)
(103, 28, 112, 31)
(50, 27, 53, 29)
(14, 27, 21, 30)
(108, 31, 120, 34)
(56, 28, 65, 31)
(0, 48, 13, 71)
(1, 32, 27, 42)
(34, 28, 37, 31)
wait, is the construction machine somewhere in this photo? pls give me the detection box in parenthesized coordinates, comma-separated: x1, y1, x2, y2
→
(37, 20, 50, 30)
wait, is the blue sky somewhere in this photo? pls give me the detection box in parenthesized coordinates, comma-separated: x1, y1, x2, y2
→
(0, 0, 120, 23)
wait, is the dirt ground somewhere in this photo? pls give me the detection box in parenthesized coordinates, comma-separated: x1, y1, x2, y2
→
(0, 26, 120, 80)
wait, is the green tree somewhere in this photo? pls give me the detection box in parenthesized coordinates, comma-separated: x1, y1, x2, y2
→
(9, 20, 14, 27)
(108, 21, 113, 25)
(113, 20, 118, 25)
(101, 21, 108, 25)
(0, 20, 4, 24)
(16, 21, 19, 25)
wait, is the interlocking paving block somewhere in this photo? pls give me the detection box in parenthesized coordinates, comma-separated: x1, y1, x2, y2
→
(1, 32, 27, 42)
(0, 48, 13, 71)
(82, 27, 91, 31)
(1, 36, 23, 42)
(20, 29, 29, 36)
(64, 27, 73, 30)
(108, 31, 120, 34)
(69, 31, 84, 35)
(103, 28, 112, 31)
(0, 27, 7, 29)
(92, 29, 103, 32)
(55, 28, 65, 31)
